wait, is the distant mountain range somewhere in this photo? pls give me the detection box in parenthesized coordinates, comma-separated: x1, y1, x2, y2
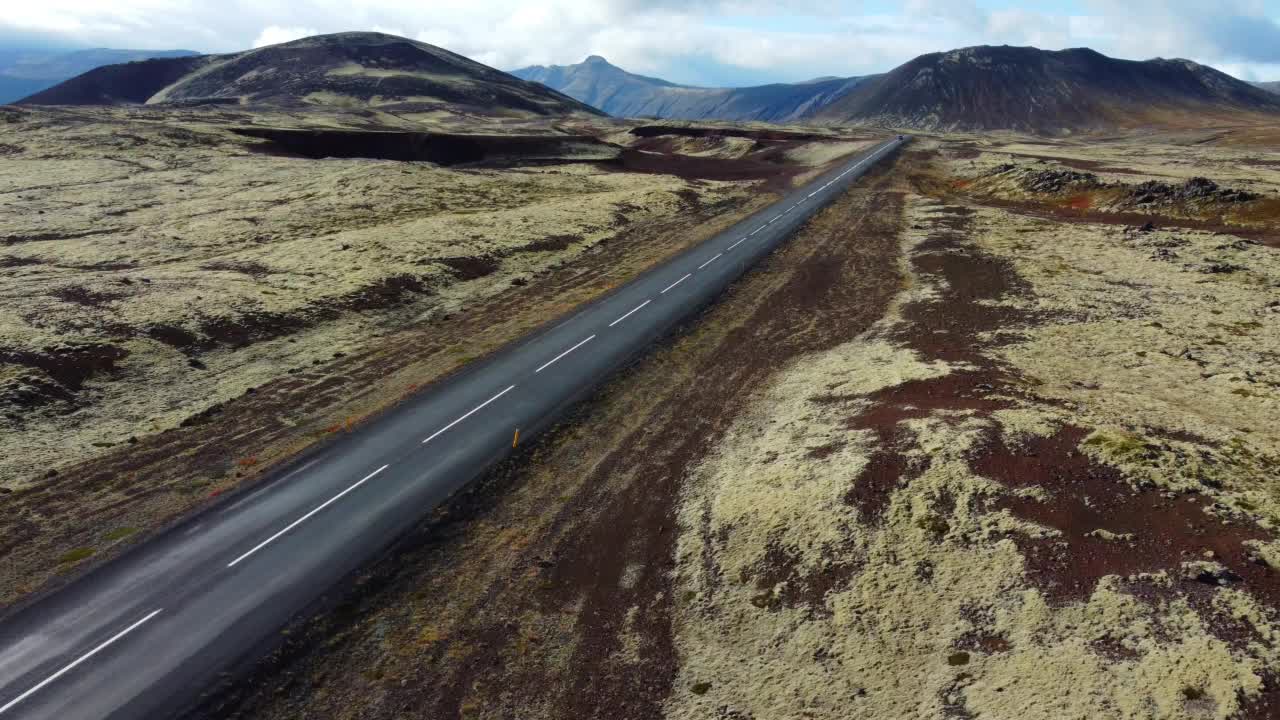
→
(0, 48, 198, 104)
(516, 47, 1280, 132)
(1255, 81, 1280, 94)
(510, 55, 870, 123)
(20, 32, 601, 117)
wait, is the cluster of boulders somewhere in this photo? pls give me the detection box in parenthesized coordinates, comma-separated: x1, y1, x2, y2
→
(982, 164, 1263, 211)
(1124, 177, 1259, 208)
(0, 372, 71, 417)
(1120, 223, 1262, 273)
(988, 163, 1105, 193)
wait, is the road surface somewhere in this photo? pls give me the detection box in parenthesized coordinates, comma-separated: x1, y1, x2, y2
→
(0, 136, 906, 720)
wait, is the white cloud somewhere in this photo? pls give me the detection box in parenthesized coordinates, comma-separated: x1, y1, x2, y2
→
(1210, 60, 1280, 82)
(1081, 0, 1280, 63)
(252, 25, 319, 48)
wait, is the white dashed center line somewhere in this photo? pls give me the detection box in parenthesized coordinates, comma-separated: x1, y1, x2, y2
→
(228, 464, 390, 567)
(661, 274, 692, 294)
(609, 300, 652, 327)
(422, 385, 517, 445)
(0, 609, 165, 716)
(0, 139, 909, 720)
(536, 335, 595, 373)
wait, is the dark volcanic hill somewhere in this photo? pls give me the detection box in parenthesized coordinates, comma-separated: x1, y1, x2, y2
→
(814, 45, 1280, 133)
(0, 48, 199, 104)
(20, 32, 602, 117)
(511, 55, 869, 122)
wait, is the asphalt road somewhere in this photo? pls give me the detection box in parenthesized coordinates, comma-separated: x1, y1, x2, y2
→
(0, 135, 906, 720)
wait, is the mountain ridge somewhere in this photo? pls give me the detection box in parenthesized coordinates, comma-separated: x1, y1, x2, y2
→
(814, 45, 1280, 132)
(513, 47, 1279, 132)
(19, 32, 602, 117)
(17, 37, 1278, 133)
(510, 55, 871, 122)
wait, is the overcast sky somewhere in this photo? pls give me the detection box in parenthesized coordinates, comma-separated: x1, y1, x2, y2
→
(2, 1, 1280, 85)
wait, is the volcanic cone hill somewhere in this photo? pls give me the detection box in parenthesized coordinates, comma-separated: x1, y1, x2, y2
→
(815, 45, 1280, 133)
(20, 32, 603, 117)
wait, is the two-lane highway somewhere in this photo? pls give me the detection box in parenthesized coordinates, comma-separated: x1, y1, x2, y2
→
(0, 136, 906, 720)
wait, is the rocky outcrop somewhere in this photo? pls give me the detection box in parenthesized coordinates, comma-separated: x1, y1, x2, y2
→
(1126, 177, 1259, 207)
(982, 164, 1264, 212)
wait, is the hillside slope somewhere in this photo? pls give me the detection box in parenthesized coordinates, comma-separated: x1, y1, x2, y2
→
(815, 45, 1280, 133)
(511, 55, 868, 122)
(21, 32, 602, 117)
(18, 55, 213, 106)
(0, 49, 199, 104)
(1255, 81, 1280, 95)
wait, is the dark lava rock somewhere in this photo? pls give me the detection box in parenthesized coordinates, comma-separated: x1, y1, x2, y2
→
(1017, 167, 1103, 193)
(1216, 238, 1259, 251)
(0, 343, 129, 412)
(1181, 560, 1241, 586)
(1125, 177, 1260, 208)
